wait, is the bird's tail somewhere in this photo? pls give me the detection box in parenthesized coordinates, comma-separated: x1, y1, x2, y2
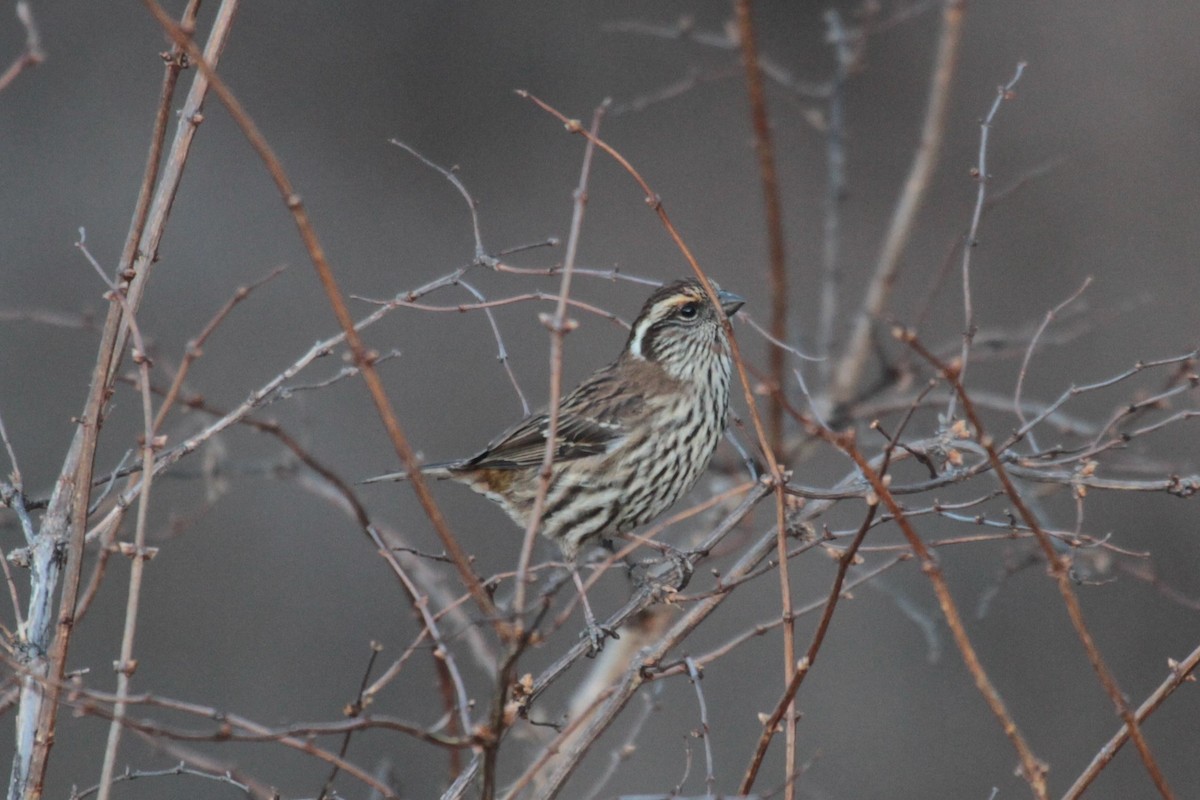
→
(358, 461, 459, 485)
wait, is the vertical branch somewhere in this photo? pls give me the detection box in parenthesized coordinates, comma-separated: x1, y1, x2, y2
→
(510, 105, 605, 624)
(9, 3, 219, 796)
(684, 658, 716, 796)
(111, 0, 231, 388)
(827, 0, 965, 411)
(735, 0, 788, 455)
(945, 61, 1027, 419)
(817, 10, 851, 382)
(731, 7, 799, 787)
(75, 243, 159, 800)
(482, 104, 606, 800)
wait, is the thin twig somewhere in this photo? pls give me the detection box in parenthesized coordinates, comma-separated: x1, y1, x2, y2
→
(69, 688, 429, 798)
(153, 265, 286, 433)
(1013, 276, 1093, 452)
(385, 141, 530, 412)
(0, 410, 22, 490)
(684, 658, 716, 796)
(76, 235, 162, 800)
(912, 156, 1069, 330)
(318, 642, 385, 799)
(455, 279, 530, 415)
(388, 138, 495, 267)
(356, 290, 629, 331)
(72, 761, 253, 800)
(947, 61, 1028, 420)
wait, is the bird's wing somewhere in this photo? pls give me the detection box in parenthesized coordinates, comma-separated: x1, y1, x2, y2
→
(462, 411, 622, 470)
(462, 365, 640, 471)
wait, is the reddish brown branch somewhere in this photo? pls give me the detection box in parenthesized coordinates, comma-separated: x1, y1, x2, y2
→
(733, 7, 798, 789)
(735, 0, 788, 457)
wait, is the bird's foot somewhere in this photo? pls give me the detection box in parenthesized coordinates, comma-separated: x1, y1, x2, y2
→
(634, 544, 695, 594)
(665, 545, 695, 591)
(581, 612, 620, 657)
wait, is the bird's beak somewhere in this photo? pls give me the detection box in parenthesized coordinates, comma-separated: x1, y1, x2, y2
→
(718, 289, 745, 317)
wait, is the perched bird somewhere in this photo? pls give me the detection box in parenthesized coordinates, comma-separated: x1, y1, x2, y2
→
(365, 278, 743, 642)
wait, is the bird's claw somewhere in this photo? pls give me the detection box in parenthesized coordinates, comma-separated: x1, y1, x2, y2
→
(581, 619, 619, 656)
(668, 546, 695, 591)
(635, 544, 695, 593)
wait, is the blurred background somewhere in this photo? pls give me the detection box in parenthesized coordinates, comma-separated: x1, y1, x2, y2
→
(1, 1, 1198, 798)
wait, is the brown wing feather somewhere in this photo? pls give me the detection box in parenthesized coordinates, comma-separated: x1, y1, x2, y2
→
(459, 365, 634, 471)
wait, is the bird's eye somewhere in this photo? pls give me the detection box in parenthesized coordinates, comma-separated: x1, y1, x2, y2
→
(678, 302, 699, 320)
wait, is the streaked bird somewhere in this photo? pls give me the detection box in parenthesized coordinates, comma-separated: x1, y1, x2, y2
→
(365, 277, 743, 645)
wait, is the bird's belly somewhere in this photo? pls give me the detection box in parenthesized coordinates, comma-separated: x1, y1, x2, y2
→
(463, 389, 728, 560)
(611, 406, 725, 531)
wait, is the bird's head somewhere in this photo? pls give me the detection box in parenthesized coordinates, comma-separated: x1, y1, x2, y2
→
(624, 278, 744, 381)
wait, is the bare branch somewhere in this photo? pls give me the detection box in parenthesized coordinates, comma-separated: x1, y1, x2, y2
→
(828, 0, 965, 410)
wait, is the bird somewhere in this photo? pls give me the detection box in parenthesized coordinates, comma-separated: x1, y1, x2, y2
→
(364, 277, 744, 645)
